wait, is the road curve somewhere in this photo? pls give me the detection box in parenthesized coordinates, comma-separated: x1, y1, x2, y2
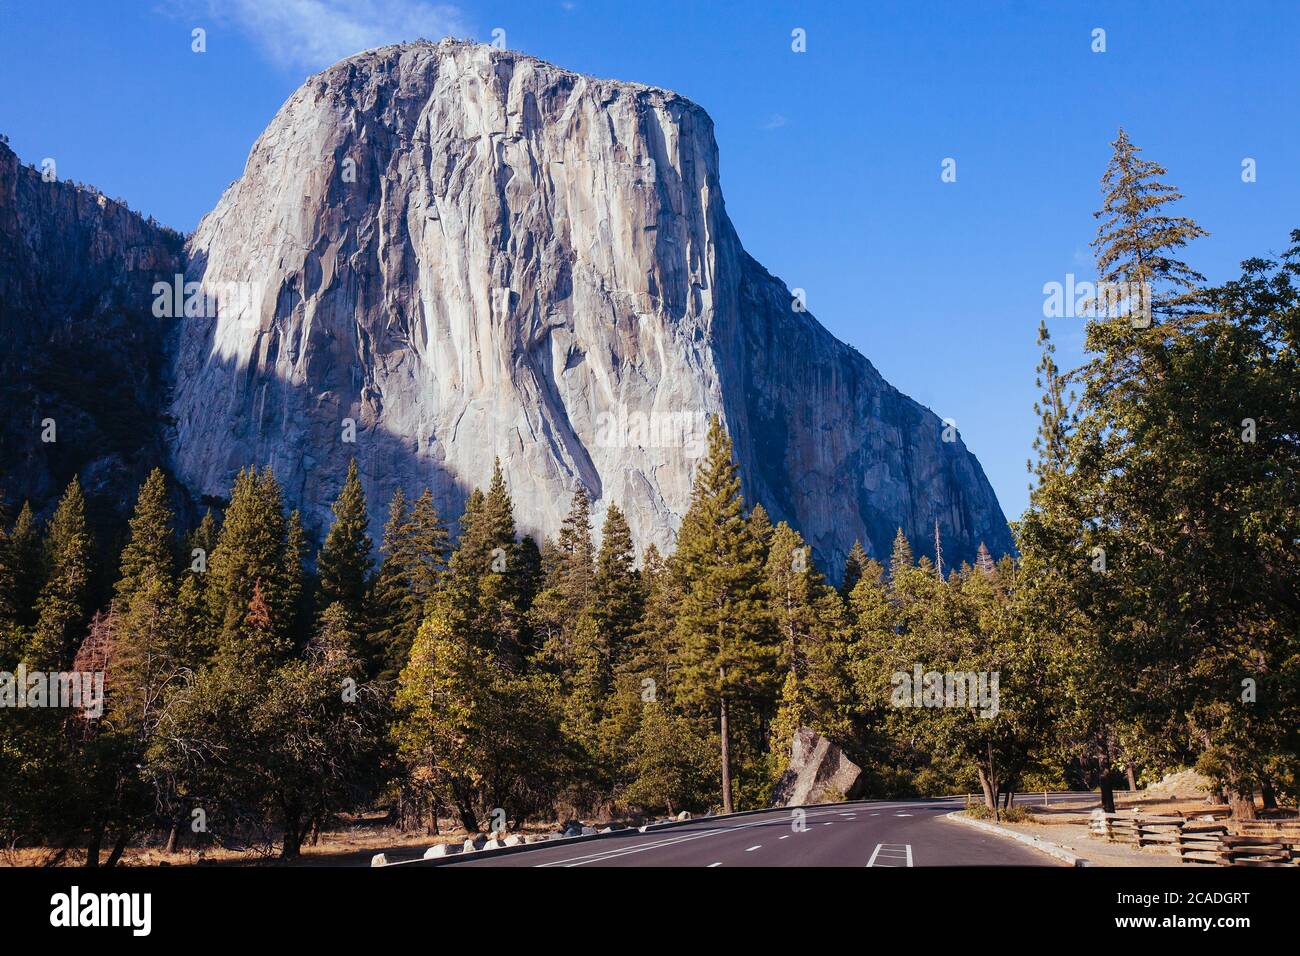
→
(430, 793, 1097, 868)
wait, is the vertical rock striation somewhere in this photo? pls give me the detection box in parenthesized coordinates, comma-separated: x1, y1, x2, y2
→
(169, 39, 1013, 571)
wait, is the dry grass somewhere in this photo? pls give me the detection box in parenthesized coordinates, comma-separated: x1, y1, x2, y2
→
(0, 813, 563, 868)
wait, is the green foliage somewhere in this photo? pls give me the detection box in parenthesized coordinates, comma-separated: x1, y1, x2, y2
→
(29, 478, 93, 669)
(316, 459, 372, 630)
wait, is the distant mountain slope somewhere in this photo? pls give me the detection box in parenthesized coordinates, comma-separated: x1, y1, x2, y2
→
(0, 139, 183, 533)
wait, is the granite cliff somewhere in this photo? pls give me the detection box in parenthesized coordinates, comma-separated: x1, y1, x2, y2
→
(4, 40, 1013, 572)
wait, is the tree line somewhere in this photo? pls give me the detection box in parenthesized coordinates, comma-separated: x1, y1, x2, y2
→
(0, 128, 1295, 864)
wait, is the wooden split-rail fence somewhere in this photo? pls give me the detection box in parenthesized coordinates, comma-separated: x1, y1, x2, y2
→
(1089, 809, 1300, 866)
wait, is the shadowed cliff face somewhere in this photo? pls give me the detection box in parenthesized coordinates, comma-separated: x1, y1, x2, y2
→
(0, 140, 184, 530)
(169, 38, 1013, 572)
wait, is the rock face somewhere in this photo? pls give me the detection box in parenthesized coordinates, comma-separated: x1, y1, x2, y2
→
(770, 727, 866, 807)
(168, 38, 1012, 570)
(0, 139, 184, 523)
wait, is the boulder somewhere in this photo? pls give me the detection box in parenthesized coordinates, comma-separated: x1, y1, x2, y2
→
(370, 853, 388, 867)
(675, 811, 692, 821)
(423, 843, 460, 859)
(769, 727, 866, 807)
(482, 837, 506, 850)
(463, 835, 487, 853)
(504, 834, 525, 847)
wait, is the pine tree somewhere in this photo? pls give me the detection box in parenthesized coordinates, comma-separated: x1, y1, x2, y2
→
(766, 522, 853, 751)
(531, 489, 599, 679)
(1029, 320, 1070, 486)
(592, 504, 642, 660)
(554, 488, 595, 611)
(316, 459, 372, 627)
(672, 417, 776, 813)
(974, 542, 995, 575)
(840, 539, 869, 599)
(205, 467, 294, 659)
(888, 528, 913, 580)
(369, 488, 450, 681)
(115, 468, 176, 607)
(747, 503, 774, 560)
(407, 490, 450, 604)
(4, 503, 44, 629)
(30, 479, 93, 668)
(1091, 128, 1209, 320)
(283, 509, 310, 647)
(369, 488, 415, 679)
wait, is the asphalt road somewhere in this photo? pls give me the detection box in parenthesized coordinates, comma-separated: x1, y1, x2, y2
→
(436, 793, 1097, 867)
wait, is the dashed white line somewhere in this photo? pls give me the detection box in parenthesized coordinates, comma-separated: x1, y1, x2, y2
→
(779, 834, 790, 840)
(745, 845, 761, 852)
(707, 862, 722, 867)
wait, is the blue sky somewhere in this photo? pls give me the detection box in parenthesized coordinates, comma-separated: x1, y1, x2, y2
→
(2, 1, 1297, 520)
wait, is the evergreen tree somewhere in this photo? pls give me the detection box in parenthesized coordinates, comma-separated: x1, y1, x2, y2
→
(316, 459, 372, 627)
(888, 528, 913, 580)
(370, 488, 451, 681)
(766, 522, 853, 753)
(205, 467, 294, 660)
(1091, 128, 1209, 320)
(747, 502, 774, 561)
(30, 478, 93, 668)
(592, 504, 642, 660)
(115, 468, 176, 607)
(672, 418, 776, 813)
(4, 503, 44, 630)
(840, 539, 869, 599)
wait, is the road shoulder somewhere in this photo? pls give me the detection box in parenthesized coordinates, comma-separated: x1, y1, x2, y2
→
(944, 811, 1089, 866)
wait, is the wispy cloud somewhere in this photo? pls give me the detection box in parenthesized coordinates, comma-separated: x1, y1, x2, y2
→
(762, 114, 787, 130)
(167, 0, 469, 71)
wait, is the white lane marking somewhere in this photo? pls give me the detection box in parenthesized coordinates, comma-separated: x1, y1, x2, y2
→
(528, 799, 962, 867)
(745, 845, 761, 852)
(779, 834, 790, 840)
(824, 822, 834, 826)
(535, 807, 853, 867)
(866, 843, 914, 867)
(707, 862, 722, 867)
(895, 813, 913, 817)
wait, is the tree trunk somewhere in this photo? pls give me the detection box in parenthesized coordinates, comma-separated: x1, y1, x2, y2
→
(84, 822, 103, 868)
(164, 818, 182, 854)
(1261, 781, 1278, 810)
(1126, 764, 1138, 791)
(1230, 788, 1258, 821)
(1098, 748, 1116, 813)
(1099, 778, 1116, 814)
(105, 830, 130, 868)
(719, 667, 734, 815)
(977, 767, 997, 812)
